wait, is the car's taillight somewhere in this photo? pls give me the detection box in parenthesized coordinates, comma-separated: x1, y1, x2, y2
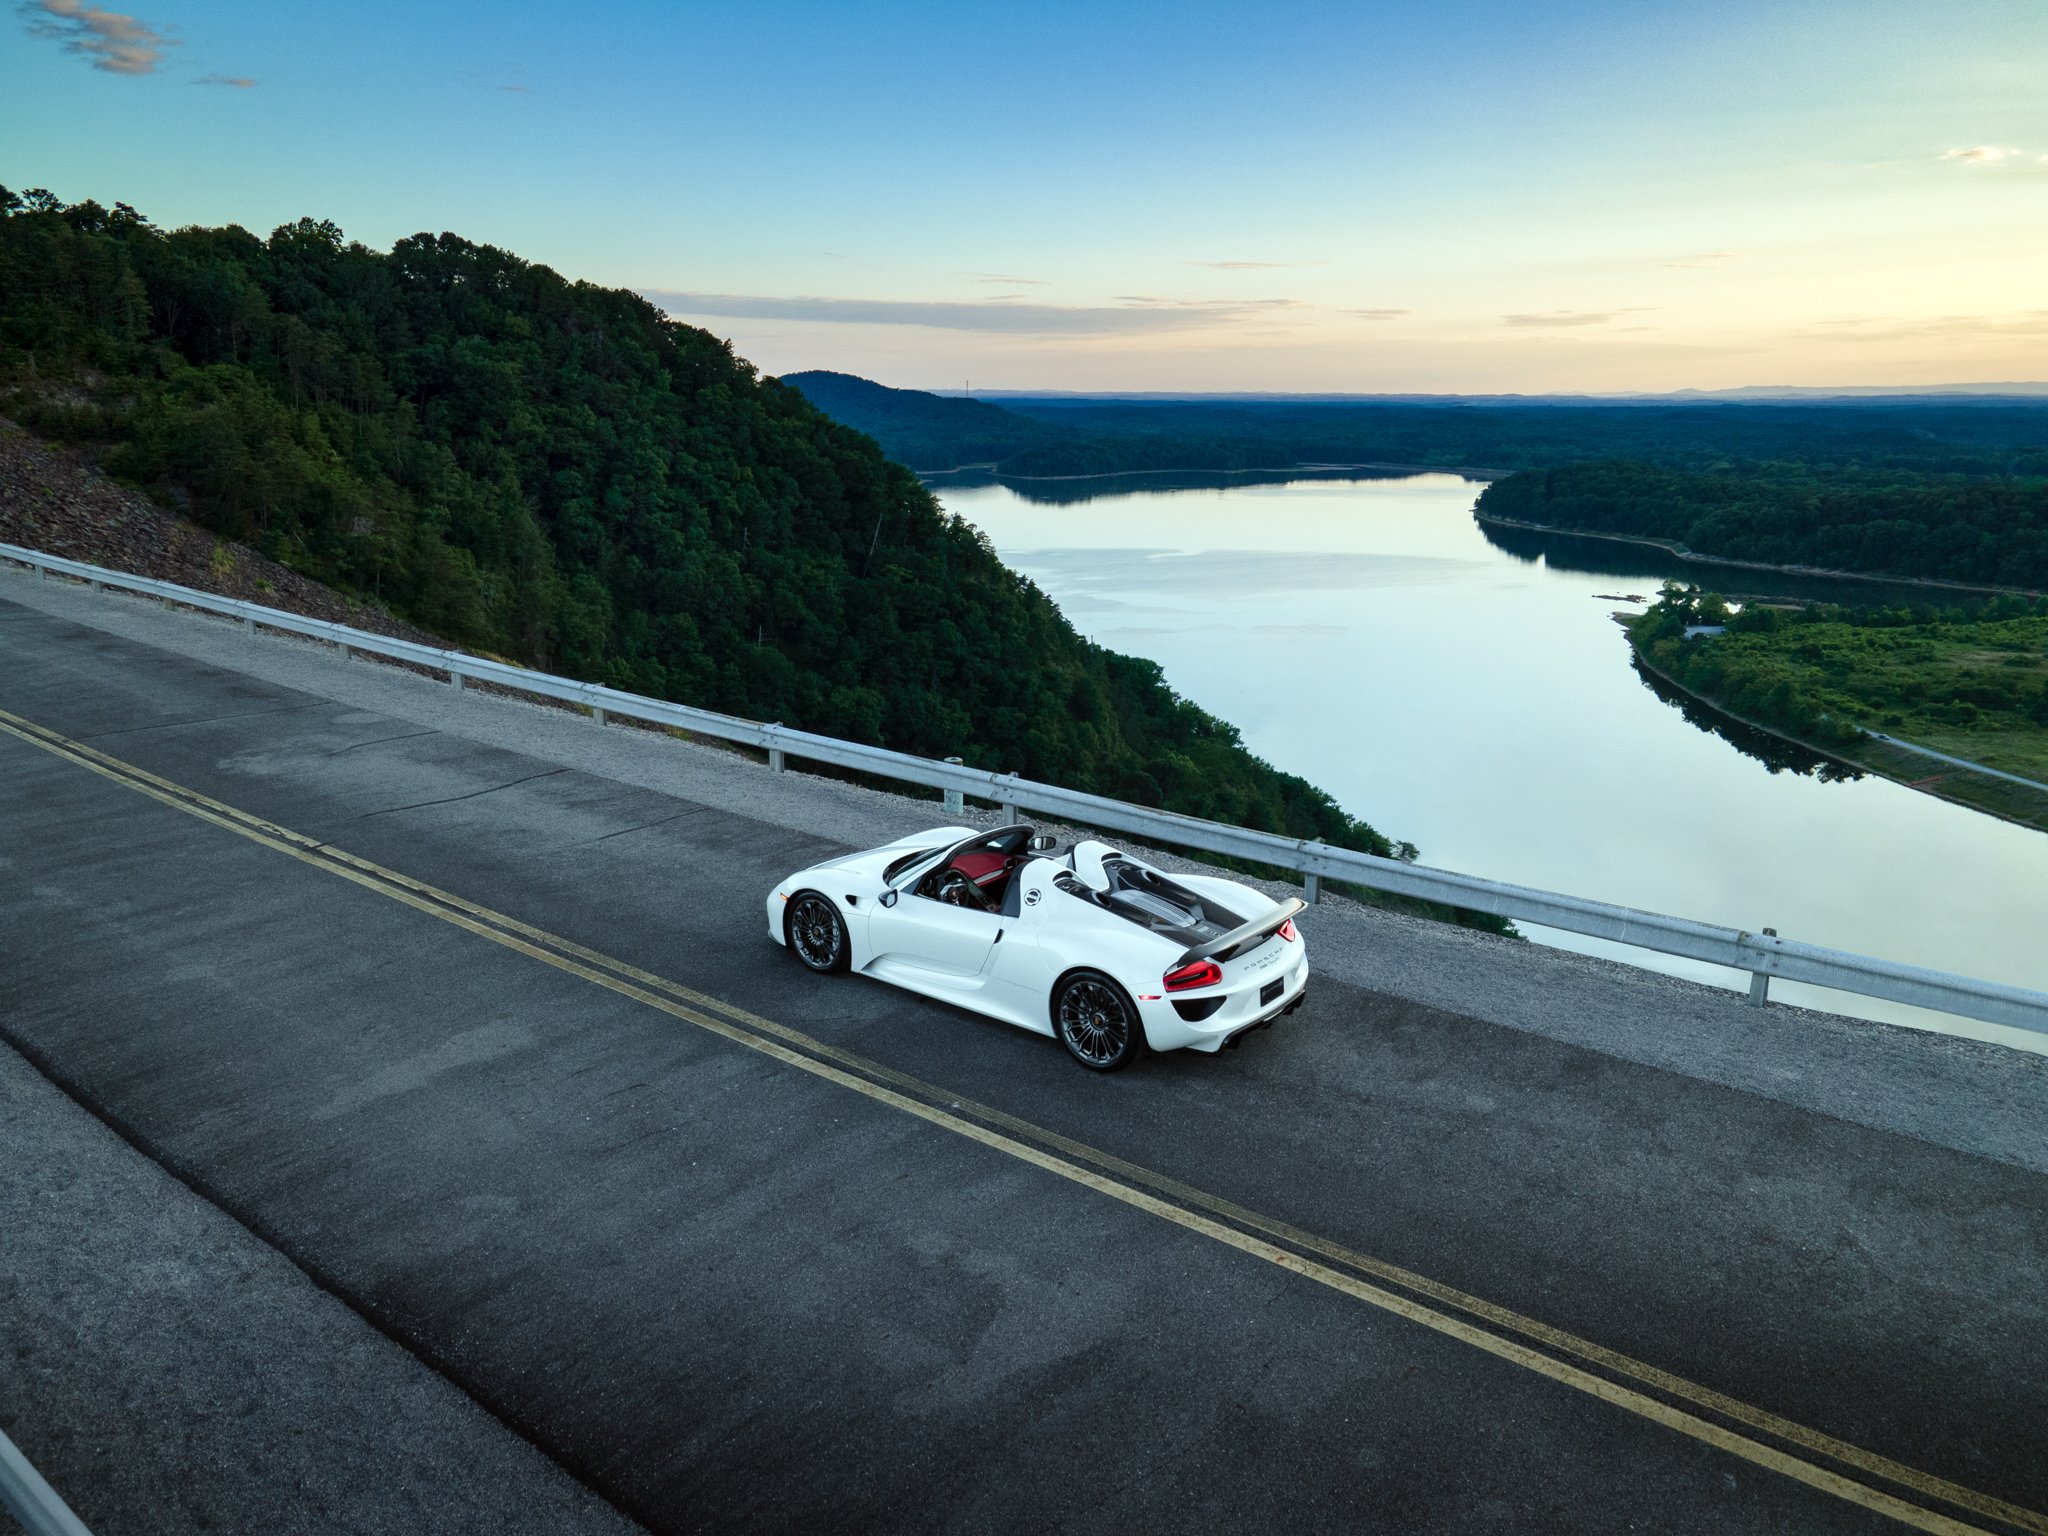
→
(1276, 918, 1298, 942)
(1164, 958, 1223, 991)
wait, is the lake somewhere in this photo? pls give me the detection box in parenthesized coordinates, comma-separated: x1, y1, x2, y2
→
(929, 470, 2048, 1052)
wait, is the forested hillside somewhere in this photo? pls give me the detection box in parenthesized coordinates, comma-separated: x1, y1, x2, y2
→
(1480, 462, 2048, 590)
(0, 187, 1405, 866)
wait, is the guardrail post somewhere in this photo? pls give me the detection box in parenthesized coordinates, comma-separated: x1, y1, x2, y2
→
(943, 757, 964, 815)
(1748, 927, 1777, 1007)
(337, 643, 351, 662)
(591, 706, 606, 727)
(765, 724, 785, 772)
(1299, 840, 1329, 903)
(449, 668, 464, 690)
(241, 614, 255, 634)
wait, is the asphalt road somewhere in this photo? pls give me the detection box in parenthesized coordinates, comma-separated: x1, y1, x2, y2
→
(0, 1039, 642, 1536)
(5, 590, 2047, 1536)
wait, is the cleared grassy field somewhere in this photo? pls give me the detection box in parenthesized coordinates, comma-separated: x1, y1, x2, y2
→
(1746, 614, 2048, 782)
(1853, 738, 2048, 832)
(1632, 595, 2048, 832)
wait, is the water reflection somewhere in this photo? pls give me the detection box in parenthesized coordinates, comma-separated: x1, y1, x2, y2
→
(1018, 545, 1485, 598)
(1477, 517, 1674, 577)
(1474, 516, 1989, 609)
(922, 465, 1419, 506)
(1630, 658, 1865, 781)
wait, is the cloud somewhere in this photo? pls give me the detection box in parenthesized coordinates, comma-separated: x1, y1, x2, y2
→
(963, 272, 1047, 285)
(1941, 146, 2020, 164)
(1502, 309, 1649, 328)
(642, 290, 1300, 336)
(21, 0, 177, 74)
(194, 72, 253, 87)
(1344, 307, 1410, 321)
(499, 82, 530, 93)
(1806, 310, 2048, 343)
(1666, 251, 1742, 268)
(1188, 260, 1297, 270)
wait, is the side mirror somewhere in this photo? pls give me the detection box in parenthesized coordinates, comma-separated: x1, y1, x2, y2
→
(1028, 834, 1058, 853)
(879, 890, 899, 909)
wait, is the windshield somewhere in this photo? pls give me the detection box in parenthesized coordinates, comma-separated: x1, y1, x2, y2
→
(885, 825, 1035, 890)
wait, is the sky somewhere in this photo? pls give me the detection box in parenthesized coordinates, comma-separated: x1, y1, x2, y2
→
(6, 0, 2045, 394)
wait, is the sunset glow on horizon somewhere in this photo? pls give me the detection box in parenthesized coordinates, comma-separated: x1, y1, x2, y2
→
(8, 0, 2043, 394)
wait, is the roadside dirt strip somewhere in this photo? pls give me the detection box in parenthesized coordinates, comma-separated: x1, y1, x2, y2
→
(5, 598, 2047, 1535)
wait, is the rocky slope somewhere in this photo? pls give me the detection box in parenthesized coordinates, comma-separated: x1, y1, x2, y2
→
(0, 419, 439, 646)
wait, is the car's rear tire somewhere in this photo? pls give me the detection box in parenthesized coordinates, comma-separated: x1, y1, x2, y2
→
(786, 891, 850, 973)
(1053, 970, 1146, 1072)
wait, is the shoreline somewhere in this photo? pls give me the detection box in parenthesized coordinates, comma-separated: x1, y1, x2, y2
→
(1622, 626, 2048, 836)
(1479, 512, 2045, 600)
(920, 460, 1510, 485)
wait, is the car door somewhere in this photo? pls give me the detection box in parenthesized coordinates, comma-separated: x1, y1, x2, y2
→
(867, 892, 1002, 979)
(979, 861, 1061, 1031)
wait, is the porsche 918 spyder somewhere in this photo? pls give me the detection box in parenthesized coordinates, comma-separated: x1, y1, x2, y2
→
(766, 824, 1308, 1070)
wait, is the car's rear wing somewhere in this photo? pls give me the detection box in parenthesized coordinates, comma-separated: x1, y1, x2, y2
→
(1172, 897, 1306, 969)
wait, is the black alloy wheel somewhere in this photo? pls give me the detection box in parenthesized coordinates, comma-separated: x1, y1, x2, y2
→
(787, 892, 849, 973)
(1053, 970, 1145, 1071)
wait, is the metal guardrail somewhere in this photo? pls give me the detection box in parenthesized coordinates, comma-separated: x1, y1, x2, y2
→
(0, 1427, 93, 1536)
(7, 539, 2047, 1038)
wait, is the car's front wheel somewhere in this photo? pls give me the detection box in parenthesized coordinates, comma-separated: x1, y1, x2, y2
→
(786, 891, 850, 973)
(1053, 970, 1146, 1071)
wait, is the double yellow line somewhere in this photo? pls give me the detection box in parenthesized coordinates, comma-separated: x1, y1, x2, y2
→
(3, 703, 2038, 1536)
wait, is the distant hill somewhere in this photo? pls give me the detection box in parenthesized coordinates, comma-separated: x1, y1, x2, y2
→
(783, 372, 2048, 486)
(780, 371, 1063, 470)
(969, 384, 2048, 404)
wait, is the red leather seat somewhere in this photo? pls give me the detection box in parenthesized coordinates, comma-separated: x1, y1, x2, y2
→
(939, 834, 1031, 909)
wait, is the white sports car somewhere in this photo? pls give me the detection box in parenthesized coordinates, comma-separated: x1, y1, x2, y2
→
(766, 824, 1309, 1070)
